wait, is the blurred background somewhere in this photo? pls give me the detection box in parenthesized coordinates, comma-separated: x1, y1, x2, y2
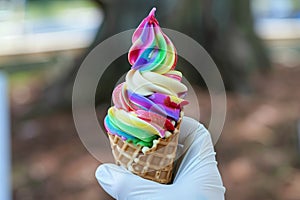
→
(1, 0, 300, 199)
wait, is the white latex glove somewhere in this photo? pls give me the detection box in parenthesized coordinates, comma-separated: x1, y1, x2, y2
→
(95, 117, 226, 200)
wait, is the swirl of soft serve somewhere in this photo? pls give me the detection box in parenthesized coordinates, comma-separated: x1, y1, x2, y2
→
(104, 8, 188, 147)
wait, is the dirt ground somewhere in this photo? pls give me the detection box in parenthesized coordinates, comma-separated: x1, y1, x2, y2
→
(11, 65, 300, 200)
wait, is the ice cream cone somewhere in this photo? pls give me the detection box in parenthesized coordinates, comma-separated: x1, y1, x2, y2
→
(107, 116, 182, 184)
(103, 8, 188, 184)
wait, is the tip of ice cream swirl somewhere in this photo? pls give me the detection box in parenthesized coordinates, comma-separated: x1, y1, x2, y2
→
(128, 7, 177, 74)
(126, 8, 186, 97)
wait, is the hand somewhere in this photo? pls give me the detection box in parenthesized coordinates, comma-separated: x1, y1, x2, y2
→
(95, 117, 226, 200)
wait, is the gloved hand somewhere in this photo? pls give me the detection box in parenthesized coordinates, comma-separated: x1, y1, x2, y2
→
(95, 117, 226, 200)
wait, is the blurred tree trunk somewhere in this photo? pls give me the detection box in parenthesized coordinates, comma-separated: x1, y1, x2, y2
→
(34, 0, 270, 113)
(168, 0, 270, 91)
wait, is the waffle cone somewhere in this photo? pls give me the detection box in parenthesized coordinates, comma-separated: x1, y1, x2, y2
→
(107, 117, 182, 184)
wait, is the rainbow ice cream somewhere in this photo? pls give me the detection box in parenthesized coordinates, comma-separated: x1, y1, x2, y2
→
(104, 7, 188, 151)
(104, 7, 189, 183)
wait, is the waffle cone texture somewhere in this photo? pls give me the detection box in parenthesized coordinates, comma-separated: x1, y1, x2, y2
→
(107, 117, 182, 184)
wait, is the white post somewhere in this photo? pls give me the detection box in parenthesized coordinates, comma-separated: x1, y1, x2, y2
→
(0, 71, 11, 200)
